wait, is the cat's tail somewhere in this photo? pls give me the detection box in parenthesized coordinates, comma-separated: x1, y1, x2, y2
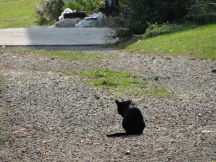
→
(106, 132, 128, 137)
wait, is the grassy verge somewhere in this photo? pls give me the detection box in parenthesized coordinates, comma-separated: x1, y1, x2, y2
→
(12, 50, 112, 61)
(78, 69, 172, 96)
(0, 0, 40, 29)
(124, 23, 216, 60)
(116, 23, 196, 50)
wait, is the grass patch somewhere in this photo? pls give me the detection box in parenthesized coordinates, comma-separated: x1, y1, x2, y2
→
(0, 0, 40, 29)
(143, 23, 196, 39)
(125, 23, 216, 60)
(0, 127, 4, 131)
(60, 69, 79, 76)
(12, 50, 111, 61)
(79, 69, 172, 96)
(0, 112, 6, 118)
(116, 23, 196, 50)
(0, 136, 6, 144)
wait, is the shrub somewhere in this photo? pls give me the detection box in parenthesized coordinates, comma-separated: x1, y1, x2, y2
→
(36, 0, 104, 25)
(37, 0, 64, 25)
(143, 23, 196, 38)
(63, 0, 103, 15)
(112, 0, 190, 36)
(187, 0, 216, 23)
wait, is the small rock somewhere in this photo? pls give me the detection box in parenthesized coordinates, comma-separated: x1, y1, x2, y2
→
(198, 113, 203, 118)
(54, 18, 82, 27)
(125, 150, 131, 155)
(211, 69, 216, 73)
(154, 76, 159, 81)
(94, 94, 100, 99)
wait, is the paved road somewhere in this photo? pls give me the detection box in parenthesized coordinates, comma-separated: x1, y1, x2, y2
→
(0, 27, 115, 46)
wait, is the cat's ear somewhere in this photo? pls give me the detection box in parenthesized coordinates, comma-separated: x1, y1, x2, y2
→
(115, 100, 119, 105)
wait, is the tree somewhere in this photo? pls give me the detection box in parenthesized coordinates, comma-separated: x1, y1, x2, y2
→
(117, 0, 190, 35)
(187, 0, 216, 23)
(37, 0, 65, 25)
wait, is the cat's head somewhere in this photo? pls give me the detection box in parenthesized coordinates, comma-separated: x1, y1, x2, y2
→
(115, 100, 132, 117)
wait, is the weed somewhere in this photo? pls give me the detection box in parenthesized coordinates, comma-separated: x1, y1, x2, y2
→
(79, 69, 172, 96)
(60, 69, 79, 76)
(0, 136, 6, 144)
(12, 50, 111, 61)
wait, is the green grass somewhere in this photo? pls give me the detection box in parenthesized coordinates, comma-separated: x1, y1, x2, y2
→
(143, 23, 196, 39)
(116, 23, 196, 50)
(0, 0, 40, 29)
(12, 50, 111, 61)
(79, 69, 172, 96)
(0, 112, 6, 118)
(0, 136, 6, 144)
(64, 0, 104, 15)
(126, 23, 216, 60)
(60, 69, 79, 76)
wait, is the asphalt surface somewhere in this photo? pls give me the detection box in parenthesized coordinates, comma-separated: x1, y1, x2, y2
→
(0, 27, 114, 46)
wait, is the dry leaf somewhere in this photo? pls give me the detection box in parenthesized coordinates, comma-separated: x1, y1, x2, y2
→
(154, 116, 161, 119)
(41, 152, 49, 156)
(85, 142, 93, 145)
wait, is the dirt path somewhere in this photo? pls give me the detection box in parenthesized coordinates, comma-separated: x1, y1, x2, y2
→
(0, 48, 216, 161)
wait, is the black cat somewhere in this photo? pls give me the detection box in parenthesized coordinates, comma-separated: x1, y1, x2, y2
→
(107, 100, 145, 137)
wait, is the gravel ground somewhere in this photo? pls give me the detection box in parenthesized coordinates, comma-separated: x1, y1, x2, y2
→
(0, 46, 216, 161)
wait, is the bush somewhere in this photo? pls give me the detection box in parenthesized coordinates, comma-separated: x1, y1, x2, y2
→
(37, 0, 64, 25)
(112, 0, 190, 36)
(63, 0, 103, 15)
(36, 0, 104, 25)
(187, 0, 216, 23)
(143, 23, 196, 38)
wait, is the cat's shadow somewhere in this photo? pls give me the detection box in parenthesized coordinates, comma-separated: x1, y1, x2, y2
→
(106, 132, 142, 138)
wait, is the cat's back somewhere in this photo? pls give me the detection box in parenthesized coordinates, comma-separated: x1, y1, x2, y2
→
(123, 107, 145, 134)
(124, 107, 144, 122)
